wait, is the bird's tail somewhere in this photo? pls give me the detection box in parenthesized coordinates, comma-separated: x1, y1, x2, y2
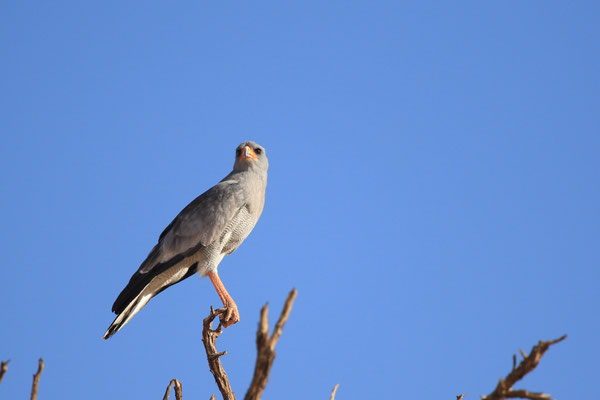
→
(103, 261, 199, 340)
(103, 290, 153, 340)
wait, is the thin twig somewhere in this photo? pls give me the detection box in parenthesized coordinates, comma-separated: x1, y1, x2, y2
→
(202, 306, 236, 400)
(481, 335, 566, 400)
(0, 360, 9, 384)
(210, 395, 217, 400)
(30, 358, 44, 400)
(244, 289, 298, 400)
(270, 289, 297, 346)
(164, 380, 175, 400)
(163, 378, 183, 400)
(330, 383, 340, 400)
(457, 395, 466, 400)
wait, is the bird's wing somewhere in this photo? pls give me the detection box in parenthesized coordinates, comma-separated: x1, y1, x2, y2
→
(109, 177, 247, 317)
(139, 178, 248, 273)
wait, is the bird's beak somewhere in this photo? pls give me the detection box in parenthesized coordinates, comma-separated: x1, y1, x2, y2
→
(240, 145, 258, 161)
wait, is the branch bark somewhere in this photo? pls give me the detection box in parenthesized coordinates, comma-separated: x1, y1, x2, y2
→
(244, 288, 297, 400)
(30, 358, 44, 400)
(481, 335, 567, 400)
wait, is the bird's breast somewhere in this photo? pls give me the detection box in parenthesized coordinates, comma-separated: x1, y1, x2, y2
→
(220, 206, 258, 255)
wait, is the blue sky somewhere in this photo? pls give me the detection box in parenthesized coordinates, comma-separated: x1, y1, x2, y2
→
(1, 1, 598, 399)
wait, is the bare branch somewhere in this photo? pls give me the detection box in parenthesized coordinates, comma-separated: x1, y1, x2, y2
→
(210, 395, 217, 400)
(166, 290, 297, 400)
(330, 383, 340, 400)
(202, 306, 236, 400)
(244, 289, 298, 400)
(163, 378, 183, 400)
(30, 358, 44, 400)
(481, 335, 567, 400)
(505, 390, 550, 400)
(0, 360, 9, 384)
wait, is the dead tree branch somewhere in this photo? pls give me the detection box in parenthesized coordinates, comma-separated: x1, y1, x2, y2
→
(202, 306, 236, 400)
(30, 358, 44, 400)
(0, 360, 9, 384)
(163, 378, 183, 400)
(503, 390, 553, 400)
(244, 288, 297, 400)
(173, 289, 297, 400)
(481, 335, 567, 400)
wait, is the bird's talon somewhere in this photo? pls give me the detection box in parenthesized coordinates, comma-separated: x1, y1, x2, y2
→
(221, 304, 240, 328)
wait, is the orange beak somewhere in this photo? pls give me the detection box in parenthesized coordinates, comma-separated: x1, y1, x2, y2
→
(240, 145, 258, 160)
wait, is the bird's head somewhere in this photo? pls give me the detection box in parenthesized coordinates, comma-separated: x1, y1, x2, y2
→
(233, 141, 269, 173)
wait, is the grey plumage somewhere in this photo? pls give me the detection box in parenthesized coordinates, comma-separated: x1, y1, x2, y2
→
(103, 141, 268, 339)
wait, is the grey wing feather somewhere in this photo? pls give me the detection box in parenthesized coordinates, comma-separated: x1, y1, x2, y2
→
(139, 178, 248, 273)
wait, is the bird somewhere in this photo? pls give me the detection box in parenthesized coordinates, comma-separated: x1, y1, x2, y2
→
(103, 141, 268, 340)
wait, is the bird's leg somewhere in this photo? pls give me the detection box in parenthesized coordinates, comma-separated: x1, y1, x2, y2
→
(207, 271, 240, 327)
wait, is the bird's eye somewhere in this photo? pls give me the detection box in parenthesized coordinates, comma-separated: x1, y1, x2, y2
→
(236, 149, 242, 156)
(254, 148, 262, 155)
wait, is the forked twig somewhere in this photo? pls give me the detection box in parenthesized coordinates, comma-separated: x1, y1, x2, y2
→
(244, 289, 297, 400)
(163, 378, 183, 400)
(481, 335, 567, 400)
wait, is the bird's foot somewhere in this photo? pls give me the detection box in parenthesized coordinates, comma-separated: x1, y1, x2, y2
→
(219, 302, 240, 328)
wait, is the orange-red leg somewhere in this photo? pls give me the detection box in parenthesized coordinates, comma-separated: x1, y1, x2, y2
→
(207, 271, 240, 327)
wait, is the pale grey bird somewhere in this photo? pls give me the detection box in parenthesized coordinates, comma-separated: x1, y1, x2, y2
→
(103, 141, 268, 339)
